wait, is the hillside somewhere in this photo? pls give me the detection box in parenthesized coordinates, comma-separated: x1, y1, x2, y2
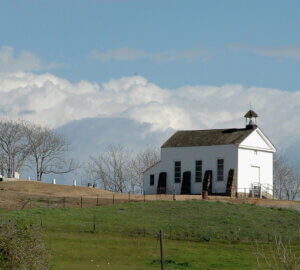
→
(0, 180, 300, 211)
(2, 200, 299, 242)
(0, 181, 114, 210)
(0, 201, 299, 269)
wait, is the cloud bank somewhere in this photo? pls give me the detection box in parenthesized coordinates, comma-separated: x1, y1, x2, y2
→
(0, 71, 299, 152)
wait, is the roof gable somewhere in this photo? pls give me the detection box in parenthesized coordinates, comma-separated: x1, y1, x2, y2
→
(161, 128, 255, 148)
(239, 128, 276, 152)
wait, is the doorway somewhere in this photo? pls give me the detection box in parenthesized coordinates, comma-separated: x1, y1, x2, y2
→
(251, 166, 260, 184)
(181, 171, 191, 194)
(157, 172, 167, 194)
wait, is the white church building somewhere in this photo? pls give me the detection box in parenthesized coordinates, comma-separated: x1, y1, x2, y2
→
(143, 110, 276, 196)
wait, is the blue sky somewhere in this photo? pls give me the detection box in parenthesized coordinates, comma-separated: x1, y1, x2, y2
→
(1, 0, 300, 90)
(0, 0, 300, 184)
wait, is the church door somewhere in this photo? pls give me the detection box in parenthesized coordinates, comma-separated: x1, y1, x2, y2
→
(157, 172, 167, 194)
(181, 171, 191, 194)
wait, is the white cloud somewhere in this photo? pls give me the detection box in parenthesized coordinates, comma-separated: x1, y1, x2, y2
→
(0, 71, 299, 152)
(230, 43, 300, 61)
(0, 46, 41, 72)
(0, 46, 62, 72)
(89, 47, 212, 63)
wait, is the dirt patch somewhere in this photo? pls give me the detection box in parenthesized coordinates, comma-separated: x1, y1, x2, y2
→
(0, 181, 299, 211)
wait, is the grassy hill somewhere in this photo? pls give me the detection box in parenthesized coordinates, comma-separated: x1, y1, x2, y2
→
(0, 200, 299, 269)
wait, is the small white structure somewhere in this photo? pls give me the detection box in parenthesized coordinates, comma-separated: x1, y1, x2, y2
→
(73, 179, 77, 186)
(143, 110, 276, 196)
(52, 178, 56, 185)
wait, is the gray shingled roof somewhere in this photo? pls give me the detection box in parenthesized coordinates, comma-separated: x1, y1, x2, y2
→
(161, 128, 255, 148)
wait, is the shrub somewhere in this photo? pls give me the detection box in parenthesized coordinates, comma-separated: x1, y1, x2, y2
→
(255, 235, 300, 270)
(0, 219, 52, 269)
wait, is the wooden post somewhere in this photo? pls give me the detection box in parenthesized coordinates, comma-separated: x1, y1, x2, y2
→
(97, 195, 99, 206)
(159, 229, 164, 270)
(143, 191, 146, 202)
(63, 197, 66, 208)
(48, 199, 50, 208)
(81, 196, 83, 208)
(173, 186, 176, 201)
(29, 198, 31, 209)
(113, 194, 115, 205)
(93, 215, 96, 232)
(128, 192, 130, 202)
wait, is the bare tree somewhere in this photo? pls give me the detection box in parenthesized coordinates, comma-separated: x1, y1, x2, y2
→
(128, 146, 160, 193)
(86, 156, 110, 189)
(0, 120, 30, 177)
(0, 152, 5, 176)
(24, 122, 77, 181)
(274, 154, 300, 200)
(88, 145, 130, 192)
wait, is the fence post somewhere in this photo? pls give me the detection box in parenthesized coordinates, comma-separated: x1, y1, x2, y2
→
(63, 197, 66, 208)
(81, 196, 83, 208)
(48, 199, 50, 208)
(113, 194, 115, 205)
(97, 195, 99, 206)
(29, 198, 31, 209)
(128, 192, 130, 202)
(173, 186, 176, 201)
(244, 188, 246, 198)
(143, 191, 146, 202)
(93, 215, 96, 232)
(160, 229, 164, 270)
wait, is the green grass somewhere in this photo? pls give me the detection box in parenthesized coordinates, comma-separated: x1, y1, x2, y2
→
(45, 231, 261, 270)
(0, 200, 299, 269)
(1, 200, 299, 242)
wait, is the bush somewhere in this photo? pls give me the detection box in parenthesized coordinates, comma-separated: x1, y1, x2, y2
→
(255, 235, 300, 270)
(0, 219, 52, 269)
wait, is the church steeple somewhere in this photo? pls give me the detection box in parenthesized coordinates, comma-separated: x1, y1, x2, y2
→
(244, 109, 258, 129)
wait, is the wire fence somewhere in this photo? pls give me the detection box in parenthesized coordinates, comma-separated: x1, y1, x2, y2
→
(18, 192, 201, 210)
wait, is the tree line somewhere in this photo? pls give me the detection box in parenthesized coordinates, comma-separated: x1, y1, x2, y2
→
(0, 119, 76, 181)
(273, 154, 300, 201)
(85, 144, 160, 194)
(0, 119, 159, 193)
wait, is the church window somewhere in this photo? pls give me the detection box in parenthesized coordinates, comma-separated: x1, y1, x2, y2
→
(217, 159, 224, 181)
(150, 174, 154, 186)
(195, 160, 202, 182)
(174, 161, 181, 183)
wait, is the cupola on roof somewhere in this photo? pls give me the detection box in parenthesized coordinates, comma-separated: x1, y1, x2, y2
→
(244, 110, 258, 118)
(244, 109, 258, 129)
